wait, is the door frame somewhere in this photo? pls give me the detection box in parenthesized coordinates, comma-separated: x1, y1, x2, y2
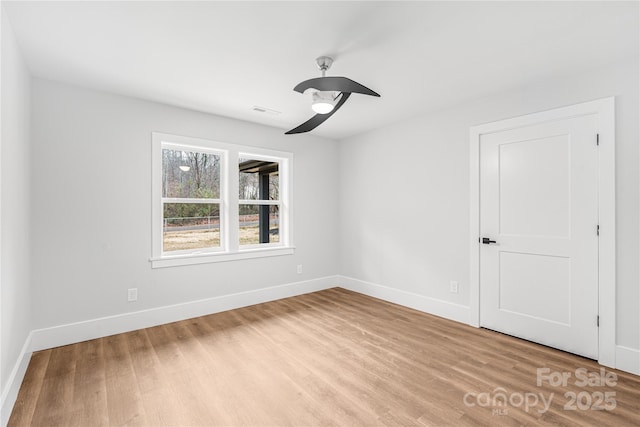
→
(469, 97, 615, 367)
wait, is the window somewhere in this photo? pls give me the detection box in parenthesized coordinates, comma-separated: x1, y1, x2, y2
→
(162, 147, 222, 254)
(238, 157, 280, 246)
(151, 133, 293, 268)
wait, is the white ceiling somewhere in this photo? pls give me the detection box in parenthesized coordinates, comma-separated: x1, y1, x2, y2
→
(3, 1, 638, 140)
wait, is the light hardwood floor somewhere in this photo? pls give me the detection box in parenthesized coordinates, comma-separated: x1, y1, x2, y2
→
(8, 288, 640, 426)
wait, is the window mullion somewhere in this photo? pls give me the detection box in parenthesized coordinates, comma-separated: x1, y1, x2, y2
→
(226, 150, 240, 252)
(280, 157, 291, 246)
(162, 197, 222, 204)
(238, 199, 280, 205)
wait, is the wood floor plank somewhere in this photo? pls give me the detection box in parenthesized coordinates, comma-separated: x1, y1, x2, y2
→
(69, 339, 108, 427)
(6, 351, 51, 426)
(29, 344, 77, 426)
(124, 328, 182, 426)
(8, 288, 640, 426)
(103, 333, 148, 426)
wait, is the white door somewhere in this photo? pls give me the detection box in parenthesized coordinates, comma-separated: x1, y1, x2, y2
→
(479, 114, 599, 359)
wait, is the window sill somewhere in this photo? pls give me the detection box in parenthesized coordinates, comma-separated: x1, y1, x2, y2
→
(150, 246, 295, 268)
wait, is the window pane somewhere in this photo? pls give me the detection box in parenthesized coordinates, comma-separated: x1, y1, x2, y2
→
(163, 203, 220, 252)
(163, 149, 220, 198)
(238, 158, 279, 200)
(239, 204, 280, 245)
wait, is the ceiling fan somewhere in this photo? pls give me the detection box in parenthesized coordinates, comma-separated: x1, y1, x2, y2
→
(285, 56, 380, 135)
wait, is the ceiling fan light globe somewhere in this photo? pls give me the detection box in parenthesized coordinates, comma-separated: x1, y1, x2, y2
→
(311, 91, 337, 114)
(311, 102, 335, 114)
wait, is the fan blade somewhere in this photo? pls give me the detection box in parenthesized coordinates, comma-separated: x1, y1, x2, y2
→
(293, 77, 380, 97)
(285, 92, 351, 134)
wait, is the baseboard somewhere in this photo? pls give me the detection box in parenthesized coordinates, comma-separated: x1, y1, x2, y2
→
(615, 345, 640, 375)
(337, 275, 470, 325)
(1, 333, 33, 427)
(30, 275, 338, 352)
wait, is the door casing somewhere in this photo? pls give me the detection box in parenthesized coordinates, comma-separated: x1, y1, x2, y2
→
(469, 97, 615, 367)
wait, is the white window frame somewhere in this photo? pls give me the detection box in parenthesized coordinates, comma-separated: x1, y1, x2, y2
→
(151, 132, 294, 268)
(238, 152, 287, 250)
(160, 142, 226, 257)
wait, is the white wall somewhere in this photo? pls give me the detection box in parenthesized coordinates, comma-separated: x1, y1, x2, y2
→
(0, 8, 32, 419)
(30, 79, 339, 330)
(338, 58, 639, 351)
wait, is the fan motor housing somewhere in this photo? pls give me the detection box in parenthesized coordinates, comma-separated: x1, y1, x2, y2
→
(316, 56, 333, 72)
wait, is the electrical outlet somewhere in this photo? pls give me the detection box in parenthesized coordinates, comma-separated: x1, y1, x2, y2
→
(128, 288, 138, 302)
(297, 264, 303, 274)
(450, 281, 459, 294)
